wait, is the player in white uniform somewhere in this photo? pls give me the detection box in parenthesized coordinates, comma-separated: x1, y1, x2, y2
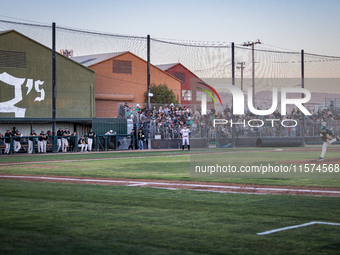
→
(180, 125, 190, 151)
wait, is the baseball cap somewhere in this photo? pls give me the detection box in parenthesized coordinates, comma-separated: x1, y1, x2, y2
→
(59, 127, 62, 129)
(41, 130, 44, 132)
(110, 130, 113, 132)
(320, 125, 326, 131)
(32, 129, 35, 131)
(65, 127, 69, 129)
(6, 129, 9, 131)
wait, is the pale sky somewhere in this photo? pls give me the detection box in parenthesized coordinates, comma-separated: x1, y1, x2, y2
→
(1, 0, 340, 56)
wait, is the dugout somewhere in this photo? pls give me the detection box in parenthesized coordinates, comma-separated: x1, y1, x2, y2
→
(256, 138, 302, 147)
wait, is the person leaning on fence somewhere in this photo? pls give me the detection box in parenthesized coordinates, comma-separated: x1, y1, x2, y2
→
(37, 130, 46, 153)
(28, 129, 37, 154)
(4, 129, 11, 154)
(57, 127, 63, 152)
(13, 130, 22, 153)
(78, 135, 88, 152)
(87, 128, 96, 151)
(69, 131, 77, 152)
(62, 127, 71, 152)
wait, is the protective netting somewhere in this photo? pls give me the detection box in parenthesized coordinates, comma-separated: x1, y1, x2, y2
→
(1, 19, 340, 138)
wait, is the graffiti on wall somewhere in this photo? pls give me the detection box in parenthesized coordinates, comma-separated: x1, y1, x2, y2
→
(0, 72, 45, 117)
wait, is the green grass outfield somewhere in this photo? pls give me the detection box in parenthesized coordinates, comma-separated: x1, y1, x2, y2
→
(0, 148, 339, 254)
(0, 148, 339, 187)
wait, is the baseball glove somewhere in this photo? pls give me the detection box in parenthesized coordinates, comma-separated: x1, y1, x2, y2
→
(325, 134, 333, 140)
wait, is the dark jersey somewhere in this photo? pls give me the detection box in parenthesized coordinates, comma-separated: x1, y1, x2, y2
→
(4, 132, 11, 143)
(320, 129, 334, 142)
(38, 133, 45, 141)
(87, 131, 96, 138)
(57, 130, 63, 139)
(29, 132, 37, 141)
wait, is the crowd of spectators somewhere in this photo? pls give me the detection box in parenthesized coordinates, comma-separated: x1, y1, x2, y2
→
(121, 102, 340, 139)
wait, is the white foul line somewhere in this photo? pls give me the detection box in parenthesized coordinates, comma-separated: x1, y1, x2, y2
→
(257, 221, 340, 235)
(1, 175, 340, 196)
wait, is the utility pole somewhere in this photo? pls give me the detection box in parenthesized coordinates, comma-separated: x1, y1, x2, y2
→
(236, 62, 245, 91)
(243, 39, 261, 107)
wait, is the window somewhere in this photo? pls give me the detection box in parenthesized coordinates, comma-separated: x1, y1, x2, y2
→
(174, 72, 185, 83)
(196, 91, 212, 102)
(113, 60, 132, 74)
(0, 50, 26, 68)
(182, 90, 191, 101)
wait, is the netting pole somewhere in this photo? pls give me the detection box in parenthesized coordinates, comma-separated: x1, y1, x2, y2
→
(301, 49, 306, 146)
(147, 35, 151, 150)
(52, 22, 57, 152)
(231, 42, 236, 148)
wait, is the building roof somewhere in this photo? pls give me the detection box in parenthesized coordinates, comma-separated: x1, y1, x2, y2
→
(71, 51, 182, 83)
(71, 52, 128, 67)
(0, 30, 95, 73)
(156, 63, 179, 71)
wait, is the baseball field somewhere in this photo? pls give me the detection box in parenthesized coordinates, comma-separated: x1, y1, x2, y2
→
(0, 147, 340, 254)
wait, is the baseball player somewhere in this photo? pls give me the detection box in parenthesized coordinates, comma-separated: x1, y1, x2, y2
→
(78, 135, 88, 152)
(37, 130, 46, 153)
(57, 127, 63, 152)
(317, 125, 340, 161)
(13, 130, 22, 153)
(28, 129, 37, 154)
(180, 125, 190, 151)
(62, 127, 71, 152)
(4, 129, 11, 154)
(87, 128, 96, 151)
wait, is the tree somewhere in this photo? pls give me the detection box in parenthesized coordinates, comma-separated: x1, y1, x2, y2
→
(144, 83, 179, 105)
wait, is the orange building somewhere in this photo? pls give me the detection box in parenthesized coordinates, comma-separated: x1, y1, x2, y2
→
(72, 52, 181, 117)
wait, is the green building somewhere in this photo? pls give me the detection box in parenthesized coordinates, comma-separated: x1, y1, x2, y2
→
(0, 30, 95, 136)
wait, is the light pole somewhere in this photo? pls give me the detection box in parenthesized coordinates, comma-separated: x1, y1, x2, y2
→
(236, 62, 245, 91)
(243, 39, 261, 107)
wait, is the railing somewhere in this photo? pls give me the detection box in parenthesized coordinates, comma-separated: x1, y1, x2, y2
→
(0, 134, 135, 155)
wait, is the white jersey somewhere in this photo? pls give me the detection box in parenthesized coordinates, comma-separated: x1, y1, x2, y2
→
(180, 128, 190, 137)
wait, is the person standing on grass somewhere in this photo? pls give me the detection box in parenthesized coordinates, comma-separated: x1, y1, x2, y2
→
(180, 125, 190, 151)
(317, 125, 340, 161)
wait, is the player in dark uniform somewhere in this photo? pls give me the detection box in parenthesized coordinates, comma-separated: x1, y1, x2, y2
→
(13, 130, 22, 153)
(4, 129, 12, 154)
(87, 128, 96, 151)
(57, 127, 63, 152)
(62, 127, 71, 152)
(37, 130, 46, 153)
(317, 125, 340, 161)
(28, 129, 37, 154)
